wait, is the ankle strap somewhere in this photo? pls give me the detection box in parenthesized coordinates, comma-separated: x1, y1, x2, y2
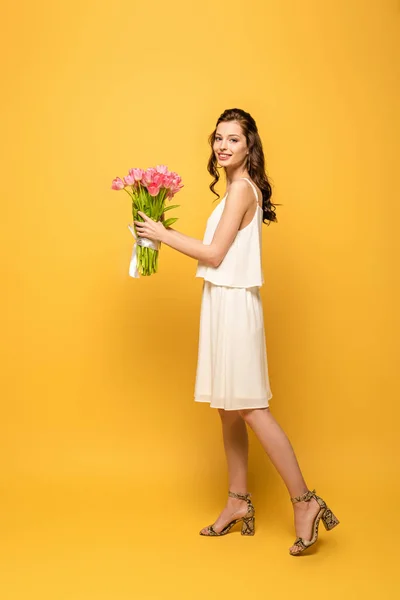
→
(290, 489, 316, 504)
(228, 490, 252, 501)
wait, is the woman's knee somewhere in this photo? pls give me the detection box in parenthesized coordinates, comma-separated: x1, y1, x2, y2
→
(238, 409, 251, 421)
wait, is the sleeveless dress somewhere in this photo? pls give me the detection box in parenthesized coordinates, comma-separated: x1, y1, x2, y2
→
(194, 177, 273, 411)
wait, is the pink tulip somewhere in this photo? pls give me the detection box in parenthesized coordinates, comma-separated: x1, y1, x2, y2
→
(155, 164, 169, 175)
(142, 167, 156, 186)
(124, 170, 136, 186)
(153, 172, 165, 187)
(148, 183, 161, 196)
(133, 168, 144, 181)
(171, 184, 183, 196)
(111, 177, 125, 190)
(171, 172, 182, 185)
(163, 173, 174, 188)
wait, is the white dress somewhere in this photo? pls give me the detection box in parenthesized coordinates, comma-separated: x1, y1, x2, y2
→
(194, 177, 273, 411)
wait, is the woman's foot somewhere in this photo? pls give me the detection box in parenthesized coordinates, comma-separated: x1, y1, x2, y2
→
(200, 495, 249, 535)
(289, 496, 321, 554)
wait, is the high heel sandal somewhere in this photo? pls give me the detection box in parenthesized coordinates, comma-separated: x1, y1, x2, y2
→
(289, 488, 340, 555)
(199, 491, 255, 536)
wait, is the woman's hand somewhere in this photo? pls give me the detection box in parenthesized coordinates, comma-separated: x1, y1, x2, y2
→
(134, 211, 166, 243)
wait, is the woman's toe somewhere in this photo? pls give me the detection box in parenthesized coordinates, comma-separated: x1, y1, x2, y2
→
(200, 525, 212, 535)
(289, 543, 302, 554)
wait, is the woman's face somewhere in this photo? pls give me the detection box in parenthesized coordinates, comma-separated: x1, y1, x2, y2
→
(213, 121, 248, 169)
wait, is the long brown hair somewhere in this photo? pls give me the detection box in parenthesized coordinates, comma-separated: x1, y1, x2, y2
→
(207, 108, 279, 224)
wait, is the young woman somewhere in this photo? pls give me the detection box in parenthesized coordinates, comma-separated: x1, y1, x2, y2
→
(134, 108, 339, 555)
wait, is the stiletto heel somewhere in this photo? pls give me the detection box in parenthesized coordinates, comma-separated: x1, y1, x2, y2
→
(289, 488, 340, 555)
(199, 491, 256, 537)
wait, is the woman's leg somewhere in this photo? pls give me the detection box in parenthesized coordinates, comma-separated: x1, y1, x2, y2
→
(220, 408, 249, 494)
(238, 407, 321, 551)
(238, 407, 307, 497)
(200, 408, 251, 534)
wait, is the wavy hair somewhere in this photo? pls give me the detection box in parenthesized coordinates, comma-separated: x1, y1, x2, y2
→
(207, 108, 279, 224)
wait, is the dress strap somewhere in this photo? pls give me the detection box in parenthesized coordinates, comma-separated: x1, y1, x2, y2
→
(239, 177, 259, 205)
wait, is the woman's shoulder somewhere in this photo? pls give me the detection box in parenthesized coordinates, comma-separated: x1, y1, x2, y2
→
(225, 178, 256, 208)
(227, 178, 253, 192)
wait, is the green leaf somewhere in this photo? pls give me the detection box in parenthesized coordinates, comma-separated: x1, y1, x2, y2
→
(163, 204, 180, 213)
(163, 217, 179, 228)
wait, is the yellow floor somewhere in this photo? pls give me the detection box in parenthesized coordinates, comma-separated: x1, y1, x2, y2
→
(1, 472, 397, 600)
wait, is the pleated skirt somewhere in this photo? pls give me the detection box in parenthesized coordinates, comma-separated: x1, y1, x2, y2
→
(194, 280, 273, 411)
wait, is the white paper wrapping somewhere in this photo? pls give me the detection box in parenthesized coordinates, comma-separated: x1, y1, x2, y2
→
(127, 224, 160, 278)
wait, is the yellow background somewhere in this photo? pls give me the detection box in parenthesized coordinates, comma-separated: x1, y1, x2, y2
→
(1, 0, 399, 598)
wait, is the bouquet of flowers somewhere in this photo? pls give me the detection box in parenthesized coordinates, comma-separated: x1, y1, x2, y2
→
(111, 165, 183, 277)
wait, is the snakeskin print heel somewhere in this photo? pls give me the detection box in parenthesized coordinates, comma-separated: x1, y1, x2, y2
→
(199, 491, 256, 537)
(289, 488, 339, 555)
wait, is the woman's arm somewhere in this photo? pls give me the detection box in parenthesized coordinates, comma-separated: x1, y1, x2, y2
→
(162, 227, 215, 266)
(205, 180, 253, 267)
